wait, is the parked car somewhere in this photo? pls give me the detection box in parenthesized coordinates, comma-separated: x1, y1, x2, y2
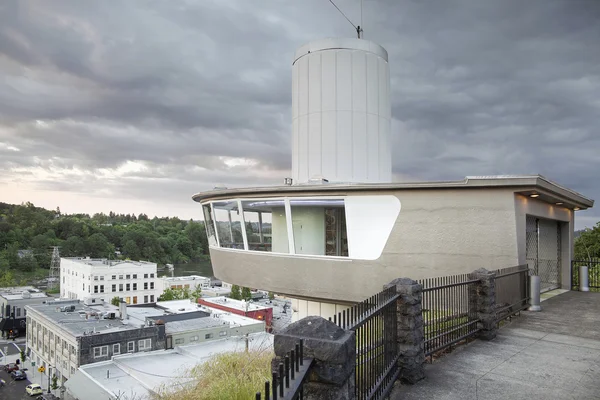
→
(11, 370, 27, 380)
(26, 383, 44, 396)
(4, 363, 19, 372)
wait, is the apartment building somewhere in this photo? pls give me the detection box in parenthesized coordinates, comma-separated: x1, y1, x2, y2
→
(0, 286, 49, 338)
(25, 299, 166, 385)
(61, 257, 160, 304)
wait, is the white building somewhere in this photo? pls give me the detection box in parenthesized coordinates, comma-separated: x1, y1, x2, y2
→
(61, 257, 160, 305)
(157, 275, 211, 293)
(0, 286, 49, 339)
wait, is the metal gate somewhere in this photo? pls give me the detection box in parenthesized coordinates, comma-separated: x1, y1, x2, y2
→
(526, 216, 561, 292)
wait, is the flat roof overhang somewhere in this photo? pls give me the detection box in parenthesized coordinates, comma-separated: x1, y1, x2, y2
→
(192, 175, 594, 211)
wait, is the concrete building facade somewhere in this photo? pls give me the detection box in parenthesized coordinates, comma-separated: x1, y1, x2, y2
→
(194, 176, 593, 320)
(0, 286, 49, 338)
(25, 299, 165, 385)
(61, 257, 160, 305)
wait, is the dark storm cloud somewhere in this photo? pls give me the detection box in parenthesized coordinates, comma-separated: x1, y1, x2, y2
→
(0, 0, 599, 226)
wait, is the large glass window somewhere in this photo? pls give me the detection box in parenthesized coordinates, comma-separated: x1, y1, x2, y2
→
(202, 203, 218, 246)
(289, 199, 348, 256)
(241, 199, 289, 253)
(201, 195, 399, 260)
(213, 201, 245, 249)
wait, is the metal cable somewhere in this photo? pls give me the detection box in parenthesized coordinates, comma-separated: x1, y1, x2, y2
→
(327, 0, 358, 30)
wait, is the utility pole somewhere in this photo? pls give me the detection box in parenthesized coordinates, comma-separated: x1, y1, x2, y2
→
(48, 247, 60, 291)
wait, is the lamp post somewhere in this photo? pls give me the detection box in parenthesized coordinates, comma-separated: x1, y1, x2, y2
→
(47, 364, 52, 394)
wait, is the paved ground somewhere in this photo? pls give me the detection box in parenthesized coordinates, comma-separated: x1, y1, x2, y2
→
(0, 341, 37, 400)
(391, 291, 600, 400)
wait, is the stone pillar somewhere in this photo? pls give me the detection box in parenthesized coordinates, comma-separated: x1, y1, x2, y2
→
(274, 316, 356, 400)
(469, 268, 497, 340)
(384, 278, 425, 384)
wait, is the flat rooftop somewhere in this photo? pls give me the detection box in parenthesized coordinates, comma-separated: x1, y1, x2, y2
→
(193, 175, 594, 210)
(199, 296, 272, 312)
(0, 287, 49, 300)
(61, 257, 157, 268)
(127, 301, 262, 330)
(66, 332, 274, 400)
(26, 300, 145, 337)
(161, 275, 210, 281)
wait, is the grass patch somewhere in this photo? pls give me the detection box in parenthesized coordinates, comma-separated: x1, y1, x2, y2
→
(154, 349, 273, 400)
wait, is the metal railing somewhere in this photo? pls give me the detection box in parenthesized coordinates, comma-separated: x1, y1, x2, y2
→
(255, 340, 314, 400)
(493, 265, 529, 323)
(572, 259, 600, 291)
(419, 274, 480, 359)
(331, 286, 401, 400)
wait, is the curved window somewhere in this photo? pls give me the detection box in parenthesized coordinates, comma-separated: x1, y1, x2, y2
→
(201, 195, 400, 260)
(242, 199, 289, 253)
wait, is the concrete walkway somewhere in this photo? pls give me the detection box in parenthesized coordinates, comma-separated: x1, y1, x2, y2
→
(391, 291, 600, 400)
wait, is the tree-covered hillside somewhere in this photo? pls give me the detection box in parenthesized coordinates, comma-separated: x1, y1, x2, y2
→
(0, 202, 209, 273)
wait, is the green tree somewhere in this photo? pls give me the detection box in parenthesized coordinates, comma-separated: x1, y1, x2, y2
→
(0, 270, 16, 287)
(230, 285, 242, 300)
(111, 296, 121, 307)
(190, 284, 202, 302)
(268, 292, 275, 301)
(86, 233, 114, 258)
(241, 287, 252, 301)
(575, 225, 600, 260)
(20, 349, 26, 363)
(51, 374, 59, 390)
(158, 287, 191, 301)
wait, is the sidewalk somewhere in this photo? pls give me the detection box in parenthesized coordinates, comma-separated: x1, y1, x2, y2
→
(391, 291, 600, 400)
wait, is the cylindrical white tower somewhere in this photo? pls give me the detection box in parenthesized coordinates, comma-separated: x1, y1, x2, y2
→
(291, 38, 391, 184)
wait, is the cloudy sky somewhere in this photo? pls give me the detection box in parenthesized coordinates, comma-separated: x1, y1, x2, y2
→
(0, 0, 598, 229)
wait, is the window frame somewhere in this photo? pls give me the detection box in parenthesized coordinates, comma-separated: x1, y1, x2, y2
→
(113, 343, 120, 355)
(138, 338, 151, 351)
(93, 346, 108, 358)
(205, 196, 351, 259)
(127, 341, 135, 353)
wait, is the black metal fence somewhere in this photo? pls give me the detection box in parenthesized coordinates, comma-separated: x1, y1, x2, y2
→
(331, 285, 401, 400)
(493, 264, 530, 323)
(419, 274, 480, 359)
(255, 340, 314, 400)
(571, 259, 600, 291)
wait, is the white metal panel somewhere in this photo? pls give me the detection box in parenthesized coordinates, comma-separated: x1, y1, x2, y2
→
(336, 111, 353, 179)
(321, 51, 337, 112)
(345, 195, 401, 260)
(291, 38, 391, 184)
(321, 112, 337, 179)
(367, 53, 379, 115)
(308, 113, 322, 179)
(336, 51, 353, 111)
(308, 53, 321, 113)
(352, 51, 367, 113)
(352, 111, 368, 182)
(367, 113, 379, 180)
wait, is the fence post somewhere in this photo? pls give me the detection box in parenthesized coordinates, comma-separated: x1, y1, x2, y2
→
(384, 278, 425, 384)
(579, 266, 590, 292)
(273, 316, 356, 400)
(469, 268, 497, 340)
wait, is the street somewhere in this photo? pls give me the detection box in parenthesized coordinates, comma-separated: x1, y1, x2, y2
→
(0, 341, 40, 399)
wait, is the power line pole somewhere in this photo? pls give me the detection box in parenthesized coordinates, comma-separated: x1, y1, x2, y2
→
(48, 247, 60, 291)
